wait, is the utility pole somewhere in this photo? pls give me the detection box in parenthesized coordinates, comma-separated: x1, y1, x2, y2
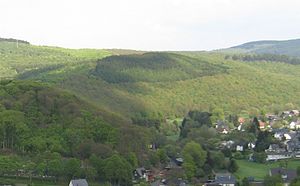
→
(17, 39, 19, 48)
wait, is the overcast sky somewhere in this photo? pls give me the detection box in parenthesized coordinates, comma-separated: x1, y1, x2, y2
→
(1, 0, 300, 50)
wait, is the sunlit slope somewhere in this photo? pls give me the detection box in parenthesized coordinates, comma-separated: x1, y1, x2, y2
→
(0, 41, 111, 79)
(60, 52, 300, 117)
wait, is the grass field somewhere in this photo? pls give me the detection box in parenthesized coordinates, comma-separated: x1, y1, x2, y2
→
(235, 159, 300, 180)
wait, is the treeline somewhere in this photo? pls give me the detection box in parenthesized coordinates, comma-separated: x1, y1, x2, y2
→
(226, 53, 300, 65)
(0, 153, 134, 186)
(0, 38, 30, 44)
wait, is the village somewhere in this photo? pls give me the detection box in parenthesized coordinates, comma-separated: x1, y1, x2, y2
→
(130, 109, 300, 186)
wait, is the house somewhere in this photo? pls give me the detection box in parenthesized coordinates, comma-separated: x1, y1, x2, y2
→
(273, 129, 291, 141)
(237, 124, 243, 131)
(248, 142, 255, 149)
(69, 179, 88, 186)
(287, 139, 300, 153)
(205, 173, 236, 186)
(290, 120, 300, 130)
(133, 167, 147, 180)
(236, 145, 244, 152)
(220, 140, 235, 149)
(238, 117, 245, 124)
(265, 143, 292, 161)
(216, 121, 229, 134)
(174, 157, 184, 166)
(282, 111, 291, 118)
(265, 144, 286, 153)
(266, 114, 279, 121)
(258, 121, 266, 129)
(269, 168, 297, 186)
(290, 110, 300, 116)
(266, 152, 291, 161)
(214, 173, 236, 186)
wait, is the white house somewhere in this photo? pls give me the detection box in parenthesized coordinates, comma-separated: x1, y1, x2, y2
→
(266, 153, 292, 161)
(290, 121, 300, 130)
(69, 179, 88, 186)
(236, 145, 244, 152)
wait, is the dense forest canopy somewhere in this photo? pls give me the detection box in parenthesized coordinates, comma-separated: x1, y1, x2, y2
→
(94, 52, 228, 83)
(227, 53, 300, 65)
(1, 40, 300, 118)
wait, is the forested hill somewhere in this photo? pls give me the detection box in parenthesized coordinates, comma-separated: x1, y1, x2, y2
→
(93, 52, 228, 83)
(2, 38, 300, 118)
(220, 38, 300, 57)
(0, 80, 153, 156)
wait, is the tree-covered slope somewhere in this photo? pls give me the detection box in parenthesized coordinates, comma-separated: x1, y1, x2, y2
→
(94, 52, 228, 83)
(2, 38, 300, 119)
(220, 38, 300, 57)
(59, 52, 300, 117)
(0, 80, 152, 157)
(0, 40, 112, 80)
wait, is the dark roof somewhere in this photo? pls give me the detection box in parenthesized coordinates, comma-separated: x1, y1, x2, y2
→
(217, 121, 228, 129)
(215, 173, 236, 184)
(70, 179, 88, 186)
(270, 168, 297, 182)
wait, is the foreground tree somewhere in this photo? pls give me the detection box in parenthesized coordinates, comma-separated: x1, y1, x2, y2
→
(103, 154, 133, 186)
(182, 141, 207, 180)
(263, 175, 283, 186)
(227, 159, 239, 173)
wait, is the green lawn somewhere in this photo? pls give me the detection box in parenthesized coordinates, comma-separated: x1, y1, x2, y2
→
(235, 159, 300, 180)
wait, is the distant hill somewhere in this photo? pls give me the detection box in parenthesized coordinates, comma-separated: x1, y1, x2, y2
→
(220, 38, 300, 57)
(0, 37, 30, 44)
(93, 52, 228, 83)
(2, 38, 300, 118)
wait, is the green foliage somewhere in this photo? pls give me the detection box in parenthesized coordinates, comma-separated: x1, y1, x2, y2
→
(180, 111, 212, 138)
(263, 175, 283, 186)
(241, 177, 250, 186)
(64, 158, 81, 179)
(0, 41, 111, 80)
(94, 52, 228, 83)
(57, 51, 300, 118)
(207, 151, 226, 170)
(211, 107, 225, 124)
(229, 53, 300, 65)
(103, 154, 133, 186)
(0, 155, 21, 175)
(0, 81, 121, 155)
(156, 149, 168, 164)
(255, 131, 275, 152)
(2, 41, 300, 118)
(0, 80, 153, 184)
(182, 141, 207, 180)
(252, 152, 267, 163)
(227, 159, 239, 173)
(291, 178, 300, 186)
